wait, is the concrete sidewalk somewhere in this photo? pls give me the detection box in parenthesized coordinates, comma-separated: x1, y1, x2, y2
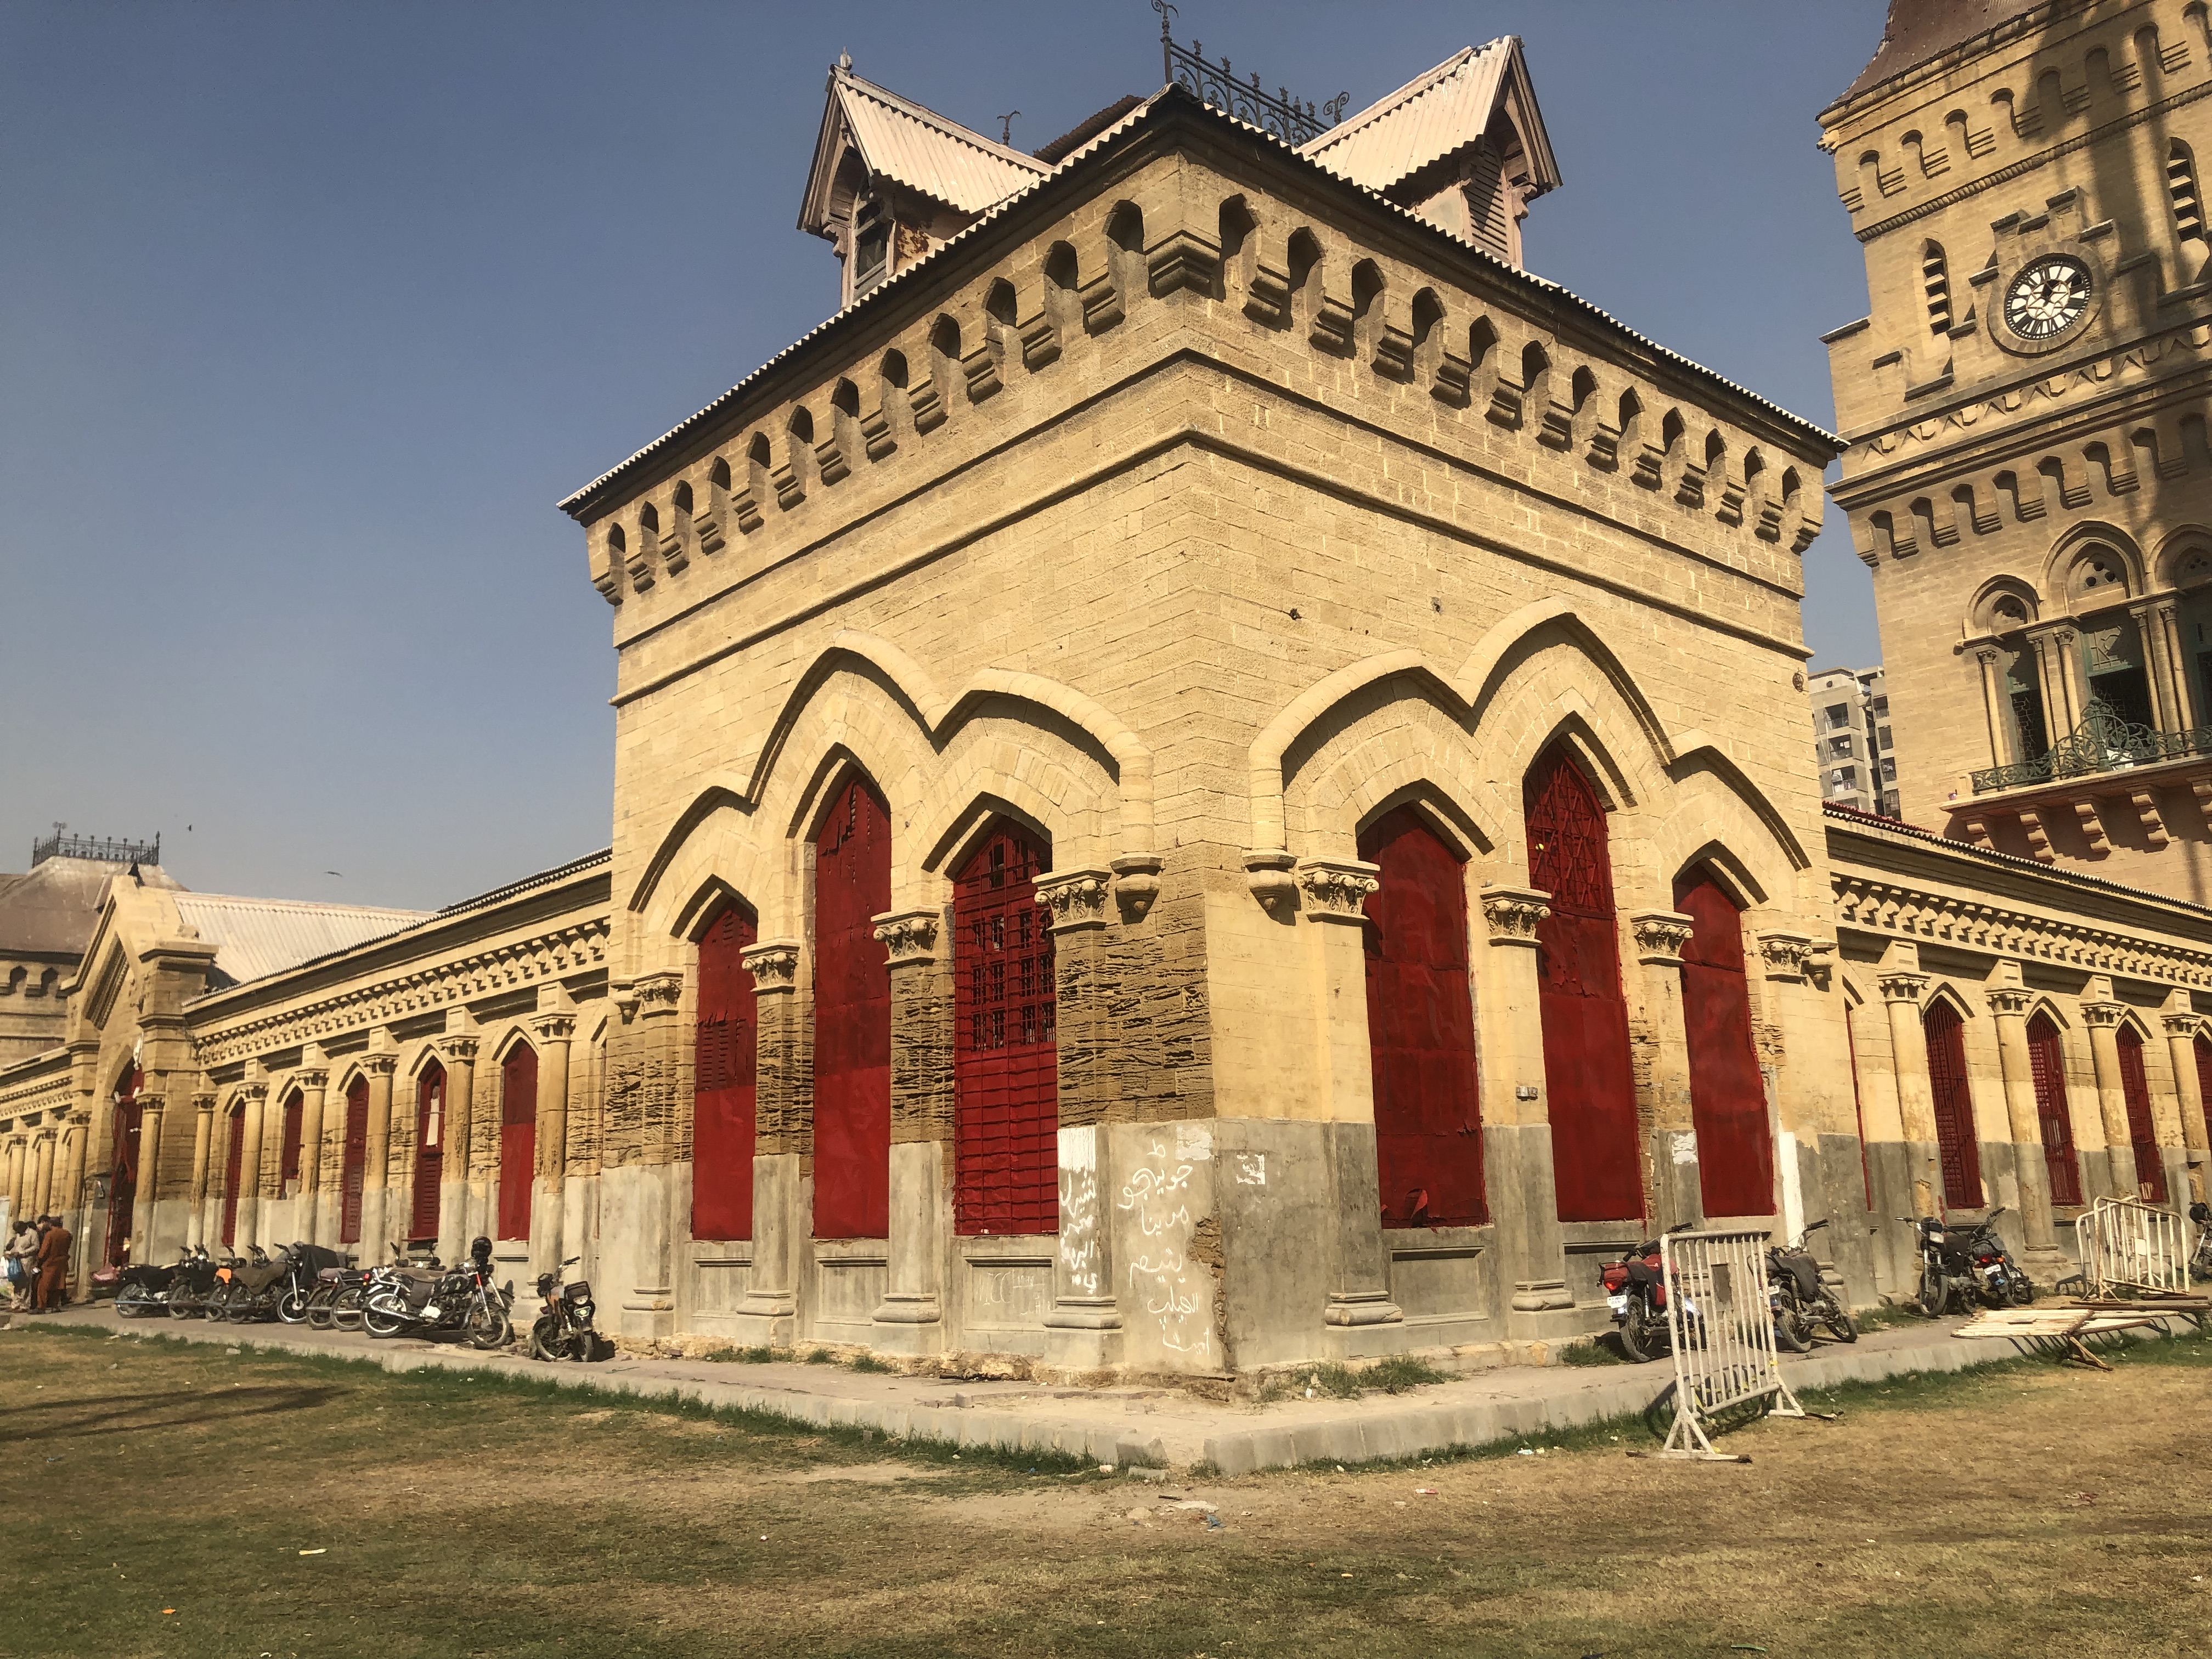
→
(5, 1302, 2083, 1474)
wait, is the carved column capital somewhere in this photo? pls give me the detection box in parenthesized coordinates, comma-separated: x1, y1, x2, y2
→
(531, 1012, 579, 1045)
(2163, 1011, 2205, 1039)
(1035, 868, 1113, 933)
(2080, 1001, 2125, 1030)
(1984, 988, 2033, 1018)
(292, 1068, 330, 1091)
(871, 909, 942, 967)
(1877, 971, 1928, 1006)
(740, 940, 802, 994)
(353, 1054, 396, 1080)
(435, 1036, 480, 1065)
(239, 1079, 273, 1099)
(1294, 857, 1380, 923)
(1628, 909, 1696, 966)
(1242, 849, 1298, 917)
(633, 971, 684, 1019)
(1479, 884, 1551, 947)
(1754, 930, 1815, 981)
(192, 1092, 217, 1115)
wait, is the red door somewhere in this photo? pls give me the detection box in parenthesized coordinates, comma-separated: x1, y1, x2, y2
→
(1525, 746, 1641, 1221)
(411, 1063, 445, 1241)
(1673, 868, 1774, 1217)
(106, 1066, 144, 1266)
(953, 822, 1057, 1236)
(279, 1091, 303, 1191)
(1922, 1002, 1985, 1209)
(221, 1105, 246, 1246)
(1359, 806, 1486, 1227)
(500, 1043, 538, 1239)
(812, 775, 892, 1239)
(693, 901, 760, 1240)
(2194, 1034, 2212, 1164)
(2027, 1013, 2081, 1206)
(2115, 1025, 2168, 1203)
(340, 1077, 369, 1244)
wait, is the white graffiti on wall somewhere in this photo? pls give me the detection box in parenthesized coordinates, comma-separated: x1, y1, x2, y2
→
(1120, 1128, 1211, 1361)
(1058, 1125, 1102, 1297)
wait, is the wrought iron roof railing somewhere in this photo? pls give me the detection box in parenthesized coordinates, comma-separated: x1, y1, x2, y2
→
(1155, 0, 1346, 147)
(31, 830, 160, 867)
(1970, 698, 2212, 794)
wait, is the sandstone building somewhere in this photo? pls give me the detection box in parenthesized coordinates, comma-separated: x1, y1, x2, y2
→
(7, 14, 2212, 1376)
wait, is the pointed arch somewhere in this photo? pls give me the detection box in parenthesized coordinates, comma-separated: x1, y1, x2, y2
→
(1668, 839, 1768, 910)
(1454, 599, 1676, 769)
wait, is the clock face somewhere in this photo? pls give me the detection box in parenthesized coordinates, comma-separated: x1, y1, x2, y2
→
(2003, 255, 2094, 341)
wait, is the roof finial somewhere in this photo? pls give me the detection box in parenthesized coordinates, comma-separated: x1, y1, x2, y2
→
(996, 110, 1020, 144)
(838, 49, 853, 70)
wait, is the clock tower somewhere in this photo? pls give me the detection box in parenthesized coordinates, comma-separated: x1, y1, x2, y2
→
(1821, 0, 2212, 903)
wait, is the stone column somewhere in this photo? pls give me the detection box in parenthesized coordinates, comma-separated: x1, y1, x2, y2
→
(1877, 956, 1939, 1218)
(2029, 623, 2083, 740)
(736, 941, 803, 1343)
(2079, 989, 2138, 1200)
(1983, 967, 2059, 1266)
(234, 1079, 269, 1249)
(31, 1127, 57, 1218)
(133, 1094, 167, 1265)
(1627, 909, 1699, 1226)
(2159, 996, 2206, 1207)
(2, 1136, 22, 1222)
(871, 907, 950, 1352)
(187, 1093, 216, 1249)
(2155, 602, 2202, 729)
(293, 1062, 329, 1237)
(1297, 858, 1405, 1347)
(58, 1112, 89, 1289)
(435, 1035, 478, 1262)
(613, 970, 683, 1338)
(1971, 646, 2011, 768)
(530, 1008, 577, 1277)
(2132, 599, 2183, 731)
(1475, 884, 1576, 1335)
(1036, 869, 1125, 1368)
(357, 1050, 398, 1256)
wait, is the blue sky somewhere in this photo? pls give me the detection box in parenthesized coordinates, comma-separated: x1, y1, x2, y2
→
(0, 1, 1888, 908)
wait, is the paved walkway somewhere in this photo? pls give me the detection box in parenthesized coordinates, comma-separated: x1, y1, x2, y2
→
(4, 1302, 2083, 1473)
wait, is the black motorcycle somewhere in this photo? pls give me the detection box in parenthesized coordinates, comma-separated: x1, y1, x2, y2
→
(363, 1237, 512, 1351)
(528, 1255, 600, 1362)
(1952, 1207, 2034, 1309)
(1767, 1219, 1858, 1350)
(2188, 1201, 2212, 1283)
(274, 1243, 351, 1324)
(1904, 1209, 2031, 1316)
(112, 1246, 190, 1318)
(164, 1246, 223, 1319)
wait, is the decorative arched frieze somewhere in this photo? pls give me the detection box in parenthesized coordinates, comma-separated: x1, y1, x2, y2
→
(2040, 520, 2146, 609)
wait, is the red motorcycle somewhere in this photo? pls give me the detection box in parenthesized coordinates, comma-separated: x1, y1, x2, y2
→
(1599, 1221, 1695, 1363)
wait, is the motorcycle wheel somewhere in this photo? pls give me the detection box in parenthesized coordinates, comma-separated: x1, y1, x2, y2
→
(1820, 1296, 1859, 1343)
(276, 1288, 312, 1325)
(304, 1288, 335, 1331)
(2006, 1268, 2036, 1307)
(115, 1285, 155, 1319)
(1771, 1293, 1814, 1353)
(466, 1307, 512, 1352)
(362, 1297, 409, 1339)
(528, 1315, 557, 1362)
(1917, 1265, 1948, 1318)
(1616, 1299, 1667, 1364)
(168, 1294, 198, 1320)
(202, 1284, 232, 1321)
(226, 1294, 259, 1324)
(332, 1286, 364, 1331)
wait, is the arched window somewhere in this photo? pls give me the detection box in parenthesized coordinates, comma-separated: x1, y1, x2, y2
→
(222, 1101, 248, 1248)
(2026, 1012, 2081, 1206)
(2114, 1025, 2168, 1203)
(340, 1076, 369, 1244)
(1922, 1001, 1984, 1210)
(692, 900, 759, 1241)
(279, 1088, 304, 1191)
(1359, 806, 1485, 1227)
(2170, 140, 2205, 241)
(1922, 242, 1952, 334)
(952, 820, 1057, 1236)
(499, 1041, 538, 1240)
(2194, 1033, 2212, 1165)
(411, 1061, 445, 1243)
(814, 773, 892, 1239)
(1524, 744, 1640, 1221)
(1673, 867, 1774, 1217)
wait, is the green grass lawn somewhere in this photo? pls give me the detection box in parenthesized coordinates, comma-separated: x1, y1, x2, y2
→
(4, 1322, 2209, 1658)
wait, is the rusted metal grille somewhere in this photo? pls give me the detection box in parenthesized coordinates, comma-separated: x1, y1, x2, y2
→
(2027, 1012, 2082, 1206)
(1923, 1001, 1985, 1210)
(1674, 868, 1775, 1218)
(340, 1078, 368, 1244)
(221, 1105, 246, 1248)
(692, 901, 759, 1241)
(410, 1064, 444, 1241)
(813, 777, 892, 1240)
(2115, 1025, 2169, 1203)
(499, 1043, 538, 1240)
(953, 823, 1057, 1236)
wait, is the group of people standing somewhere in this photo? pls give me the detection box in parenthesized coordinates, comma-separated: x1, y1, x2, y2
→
(4, 1214, 71, 1313)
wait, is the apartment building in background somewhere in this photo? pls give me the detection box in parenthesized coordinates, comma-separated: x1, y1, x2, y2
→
(1809, 664, 1901, 817)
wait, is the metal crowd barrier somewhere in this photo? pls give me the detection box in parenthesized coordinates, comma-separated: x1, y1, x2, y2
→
(2079, 1196, 2191, 1299)
(1650, 1227, 1805, 1461)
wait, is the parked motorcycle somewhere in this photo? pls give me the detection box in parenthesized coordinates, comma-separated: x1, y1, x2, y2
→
(1599, 1222, 1696, 1363)
(1953, 1207, 2034, 1308)
(164, 1247, 224, 1319)
(1902, 1214, 1995, 1317)
(528, 1255, 600, 1362)
(112, 1246, 190, 1318)
(272, 1243, 351, 1324)
(1767, 1219, 1858, 1351)
(2187, 1201, 2212, 1283)
(224, 1244, 295, 1323)
(363, 1237, 512, 1351)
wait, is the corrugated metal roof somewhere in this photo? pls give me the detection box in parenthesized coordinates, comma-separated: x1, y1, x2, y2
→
(1299, 44, 1504, 189)
(559, 81, 1835, 516)
(832, 69, 1047, 217)
(173, 894, 431, 988)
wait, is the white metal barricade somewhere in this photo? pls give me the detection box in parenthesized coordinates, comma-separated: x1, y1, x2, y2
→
(1651, 1228, 1804, 1460)
(2080, 1197, 2190, 1299)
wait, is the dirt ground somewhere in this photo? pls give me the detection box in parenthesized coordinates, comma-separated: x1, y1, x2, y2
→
(3, 1322, 2208, 1658)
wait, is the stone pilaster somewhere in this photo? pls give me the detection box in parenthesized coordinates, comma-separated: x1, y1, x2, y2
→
(1984, 963, 2060, 1268)
(531, 1008, 577, 1276)
(736, 939, 803, 1341)
(356, 1051, 397, 1257)
(1876, 956, 1938, 1222)
(133, 1094, 167, 1265)
(433, 1035, 478, 1258)
(2163, 993, 2210, 1206)
(2079, 988, 2138, 1200)
(872, 907, 947, 1349)
(1036, 868, 1121, 1368)
(1628, 909, 1699, 1227)
(235, 1077, 271, 1249)
(612, 973, 682, 1337)
(187, 1093, 216, 1250)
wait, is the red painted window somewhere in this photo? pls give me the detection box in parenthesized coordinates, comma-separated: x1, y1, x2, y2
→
(2027, 1013, 2081, 1206)
(2194, 1034, 2212, 1163)
(411, 1062, 445, 1242)
(499, 1043, 538, 1240)
(279, 1090, 304, 1187)
(340, 1077, 369, 1244)
(813, 776, 893, 1240)
(1922, 1001, 1985, 1210)
(1359, 806, 1486, 1227)
(693, 900, 760, 1240)
(1525, 746, 1641, 1222)
(221, 1105, 246, 1247)
(1673, 868, 1774, 1217)
(106, 1065, 144, 1268)
(953, 821, 1057, 1236)
(2115, 1024, 2168, 1203)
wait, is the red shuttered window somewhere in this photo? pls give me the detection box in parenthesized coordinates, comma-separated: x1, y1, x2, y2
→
(953, 822, 1057, 1236)
(1359, 806, 1486, 1227)
(1922, 1001, 1984, 1210)
(222, 1105, 246, 1247)
(499, 1043, 538, 1240)
(1673, 868, 1774, 1217)
(411, 1063, 445, 1242)
(693, 901, 760, 1240)
(2115, 1025, 2168, 1203)
(1525, 746, 1641, 1222)
(2027, 1013, 2081, 1207)
(279, 1090, 304, 1187)
(813, 776, 892, 1240)
(340, 1077, 369, 1244)
(2195, 1034, 2212, 1164)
